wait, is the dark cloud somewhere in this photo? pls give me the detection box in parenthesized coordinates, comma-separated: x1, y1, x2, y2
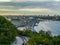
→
(0, 1, 60, 10)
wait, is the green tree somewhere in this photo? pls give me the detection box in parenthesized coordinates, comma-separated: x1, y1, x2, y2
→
(0, 16, 18, 45)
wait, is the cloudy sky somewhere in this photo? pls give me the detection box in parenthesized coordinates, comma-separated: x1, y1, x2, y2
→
(0, 0, 60, 2)
(0, 0, 60, 15)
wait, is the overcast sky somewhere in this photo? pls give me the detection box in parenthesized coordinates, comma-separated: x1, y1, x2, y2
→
(0, 0, 60, 15)
(0, 0, 60, 2)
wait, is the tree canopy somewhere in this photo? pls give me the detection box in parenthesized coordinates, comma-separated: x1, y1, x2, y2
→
(0, 16, 60, 45)
(18, 30, 60, 45)
(0, 16, 18, 45)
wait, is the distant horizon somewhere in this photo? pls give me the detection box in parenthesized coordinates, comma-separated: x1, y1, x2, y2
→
(0, 14, 60, 16)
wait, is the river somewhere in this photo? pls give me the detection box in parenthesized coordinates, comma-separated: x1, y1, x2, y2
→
(16, 21, 60, 36)
(35, 21, 60, 36)
(12, 21, 60, 45)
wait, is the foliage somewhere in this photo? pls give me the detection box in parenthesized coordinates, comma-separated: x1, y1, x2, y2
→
(0, 16, 18, 45)
(0, 16, 60, 45)
(18, 30, 60, 45)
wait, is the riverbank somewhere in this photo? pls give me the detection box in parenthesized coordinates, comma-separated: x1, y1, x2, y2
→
(0, 16, 60, 45)
(15, 30, 60, 45)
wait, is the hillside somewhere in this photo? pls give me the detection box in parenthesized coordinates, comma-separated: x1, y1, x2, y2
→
(0, 16, 18, 45)
(0, 16, 60, 45)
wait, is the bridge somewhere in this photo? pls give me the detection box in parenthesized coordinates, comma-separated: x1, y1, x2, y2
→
(5, 15, 60, 31)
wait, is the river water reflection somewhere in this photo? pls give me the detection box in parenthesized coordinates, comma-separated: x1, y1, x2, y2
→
(12, 21, 60, 45)
(35, 21, 60, 36)
(15, 21, 60, 36)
